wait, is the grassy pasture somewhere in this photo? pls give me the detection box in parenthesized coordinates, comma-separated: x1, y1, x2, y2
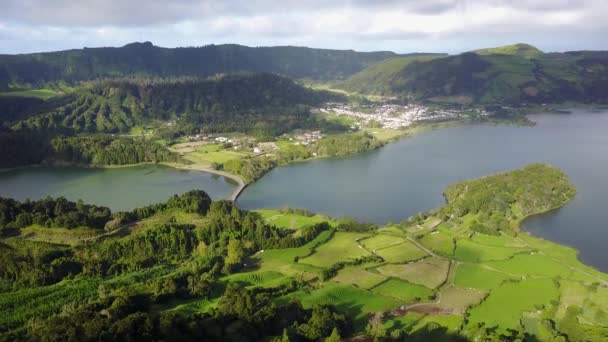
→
(299, 232, 371, 268)
(470, 233, 526, 248)
(453, 263, 516, 291)
(466, 278, 559, 333)
(486, 253, 595, 281)
(253, 230, 332, 279)
(411, 315, 463, 334)
(254, 209, 332, 230)
(285, 283, 398, 330)
(419, 231, 455, 256)
(375, 241, 428, 263)
(221, 270, 291, 289)
(376, 257, 449, 289)
(0, 88, 59, 99)
(454, 238, 530, 262)
(20, 225, 102, 245)
(332, 266, 386, 289)
(370, 278, 433, 303)
(360, 234, 406, 251)
(435, 286, 486, 315)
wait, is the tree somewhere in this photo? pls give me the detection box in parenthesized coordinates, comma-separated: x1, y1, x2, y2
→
(325, 327, 341, 342)
(224, 239, 245, 273)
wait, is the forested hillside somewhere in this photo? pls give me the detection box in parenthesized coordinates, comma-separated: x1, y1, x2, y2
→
(5, 73, 343, 135)
(335, 44, 608, 105)
(0, 42, 397, 89)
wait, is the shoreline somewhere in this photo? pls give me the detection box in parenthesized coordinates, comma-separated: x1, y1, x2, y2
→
(161, 162, 247, 202)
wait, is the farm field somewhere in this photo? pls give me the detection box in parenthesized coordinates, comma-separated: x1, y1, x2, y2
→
(418, 230, 455, 256)
(374, 241, 428, 263)
(299, 232, 371, 267)
(464, 278, 559, 333)
(370, 278, 433, 303)
(454, 238, 530, 262)
(254, 209, 334, 230)
(375, 257, 450, 289)
(453, 262, 516, 290)
(360, 234, 406, 251)
(332, 266, 386, 289)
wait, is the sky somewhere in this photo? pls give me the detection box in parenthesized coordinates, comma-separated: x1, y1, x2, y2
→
(1, 0, 607, 54)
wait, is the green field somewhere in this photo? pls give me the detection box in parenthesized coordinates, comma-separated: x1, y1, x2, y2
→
(254, 209, 333, 230)
(465, 278, 559, 333)
(285, 283, 398, 329)
(370, 279, 433, 303)
(453, 263, 516, 291)
(300, 232, 371, 268)
(376, 257, 449, 289)
(332, 267, 386, 289)
(360, 234, 406, 251)
(419, 231, 455, 256)
(0, 88, 59, 99)
(485, 253, 596, 281)
(220, 270, 291, 289)
(375, 241, 428, 263)
(454, 238, 530, 262)
(435, 286, 486, 315)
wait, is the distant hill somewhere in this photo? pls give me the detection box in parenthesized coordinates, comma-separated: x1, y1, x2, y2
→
(474, 43, 544, 59)
(334, 45, 608, 105)
(0, 42, 398, 89)
(6, 73, 343, 135)
(335, 53, 447, 95)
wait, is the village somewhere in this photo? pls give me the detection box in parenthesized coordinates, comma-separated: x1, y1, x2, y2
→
(319, 103, 489, 129)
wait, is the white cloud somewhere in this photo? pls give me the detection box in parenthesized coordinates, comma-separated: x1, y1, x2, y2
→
(0, 0, 607, 53)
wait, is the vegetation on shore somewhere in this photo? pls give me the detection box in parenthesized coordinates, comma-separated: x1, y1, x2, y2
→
(1, 164, 606, 340)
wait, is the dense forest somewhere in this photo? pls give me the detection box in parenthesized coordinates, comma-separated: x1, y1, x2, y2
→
(0, 42, 397, 89)
(5, 73, 343, 135)
(0, 131, 177, 167)
(335, 44, 608, 105)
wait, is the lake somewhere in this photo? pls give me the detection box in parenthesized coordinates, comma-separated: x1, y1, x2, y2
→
(238, 109, 608, 271)
(0, 165, 237, 211)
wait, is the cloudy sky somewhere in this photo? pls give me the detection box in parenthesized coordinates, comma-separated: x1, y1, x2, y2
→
(1, 0, 607, 54)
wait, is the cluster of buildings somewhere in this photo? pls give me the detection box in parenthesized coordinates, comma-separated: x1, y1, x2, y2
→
(320, 104, 488, 129)
(292, 130, 323, 146)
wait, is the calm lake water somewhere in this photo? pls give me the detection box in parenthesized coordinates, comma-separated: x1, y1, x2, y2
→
(0, 165, 237, 211)
(238, 109, 608, 271)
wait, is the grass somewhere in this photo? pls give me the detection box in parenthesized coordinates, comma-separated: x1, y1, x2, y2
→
(370, 278, 433, 303)
(299, 232, 371, 268)
(465, 278, 559, 333)
(284, 283, 398, 330)
(435, 286, 486, 315)
(360, 234, 406, 251)
(470, 233, 526, 248)
(419, 231, 455, 256)
(454, 238, 530, 262)
(252, 230, 333, 279)
(375, 257, 449, 289)
(20, 225, 102, 245)
(365, 128, 407, 142)
(332, 266, 386, 289)
(375, 241, 428, 263)
(485, 253, 596, 281)
(453, 263, 516, 291)
(254, 209, 333, 230)
(0, 88, 59, 99)
(221, 270, 291, 289)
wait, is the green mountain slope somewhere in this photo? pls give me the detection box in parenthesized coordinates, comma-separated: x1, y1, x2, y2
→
(0, 42, 398, 89)
(6, 73, 343, 134)
(335, 53, 447, 95)
(475, 43, 544, 59)
(336, 45, 608, 105)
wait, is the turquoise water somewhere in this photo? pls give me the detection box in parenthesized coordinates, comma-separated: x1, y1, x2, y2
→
(238, 109, 608, 271)
(0, 165, 236, 211)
